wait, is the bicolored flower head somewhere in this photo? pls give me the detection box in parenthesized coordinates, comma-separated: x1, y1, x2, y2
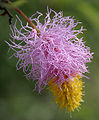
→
(7, 9, 93, 92)
(6, 8, 93, 111)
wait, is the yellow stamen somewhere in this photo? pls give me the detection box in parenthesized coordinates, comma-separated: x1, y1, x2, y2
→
(48, 75, 83, 112)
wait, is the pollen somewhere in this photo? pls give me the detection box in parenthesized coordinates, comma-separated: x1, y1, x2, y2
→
(48, 75, 83, 112)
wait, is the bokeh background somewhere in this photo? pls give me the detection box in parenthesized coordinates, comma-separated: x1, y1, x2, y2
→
(0, 0, 99, 120)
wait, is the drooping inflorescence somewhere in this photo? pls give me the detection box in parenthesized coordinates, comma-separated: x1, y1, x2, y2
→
(6, 8, 93, 112)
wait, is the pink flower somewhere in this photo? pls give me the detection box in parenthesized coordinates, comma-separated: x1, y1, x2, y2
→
(6, 9, 93, 92)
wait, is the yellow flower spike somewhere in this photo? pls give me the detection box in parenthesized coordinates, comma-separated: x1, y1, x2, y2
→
(48, 75, 84, 112)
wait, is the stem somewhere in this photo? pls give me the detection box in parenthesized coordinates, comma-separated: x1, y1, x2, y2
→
(6, 0, 41, 36)
(14, 7, 41, 34)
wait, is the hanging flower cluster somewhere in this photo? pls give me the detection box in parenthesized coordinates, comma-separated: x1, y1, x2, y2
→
(6, 9, 93, 112)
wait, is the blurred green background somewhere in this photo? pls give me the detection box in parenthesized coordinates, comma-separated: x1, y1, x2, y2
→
(0, 0, 99, 120)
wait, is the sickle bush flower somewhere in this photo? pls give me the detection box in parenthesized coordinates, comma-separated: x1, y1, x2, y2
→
(6, 9, 93, 111)
(6, 9, 93, 91)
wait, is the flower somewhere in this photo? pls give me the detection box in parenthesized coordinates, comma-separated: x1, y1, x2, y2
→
(6, 9, 93, 93)
(48, 74, 84, 112)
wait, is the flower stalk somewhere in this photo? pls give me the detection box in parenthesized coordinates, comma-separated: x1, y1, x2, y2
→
(4, 0, 41, 35)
